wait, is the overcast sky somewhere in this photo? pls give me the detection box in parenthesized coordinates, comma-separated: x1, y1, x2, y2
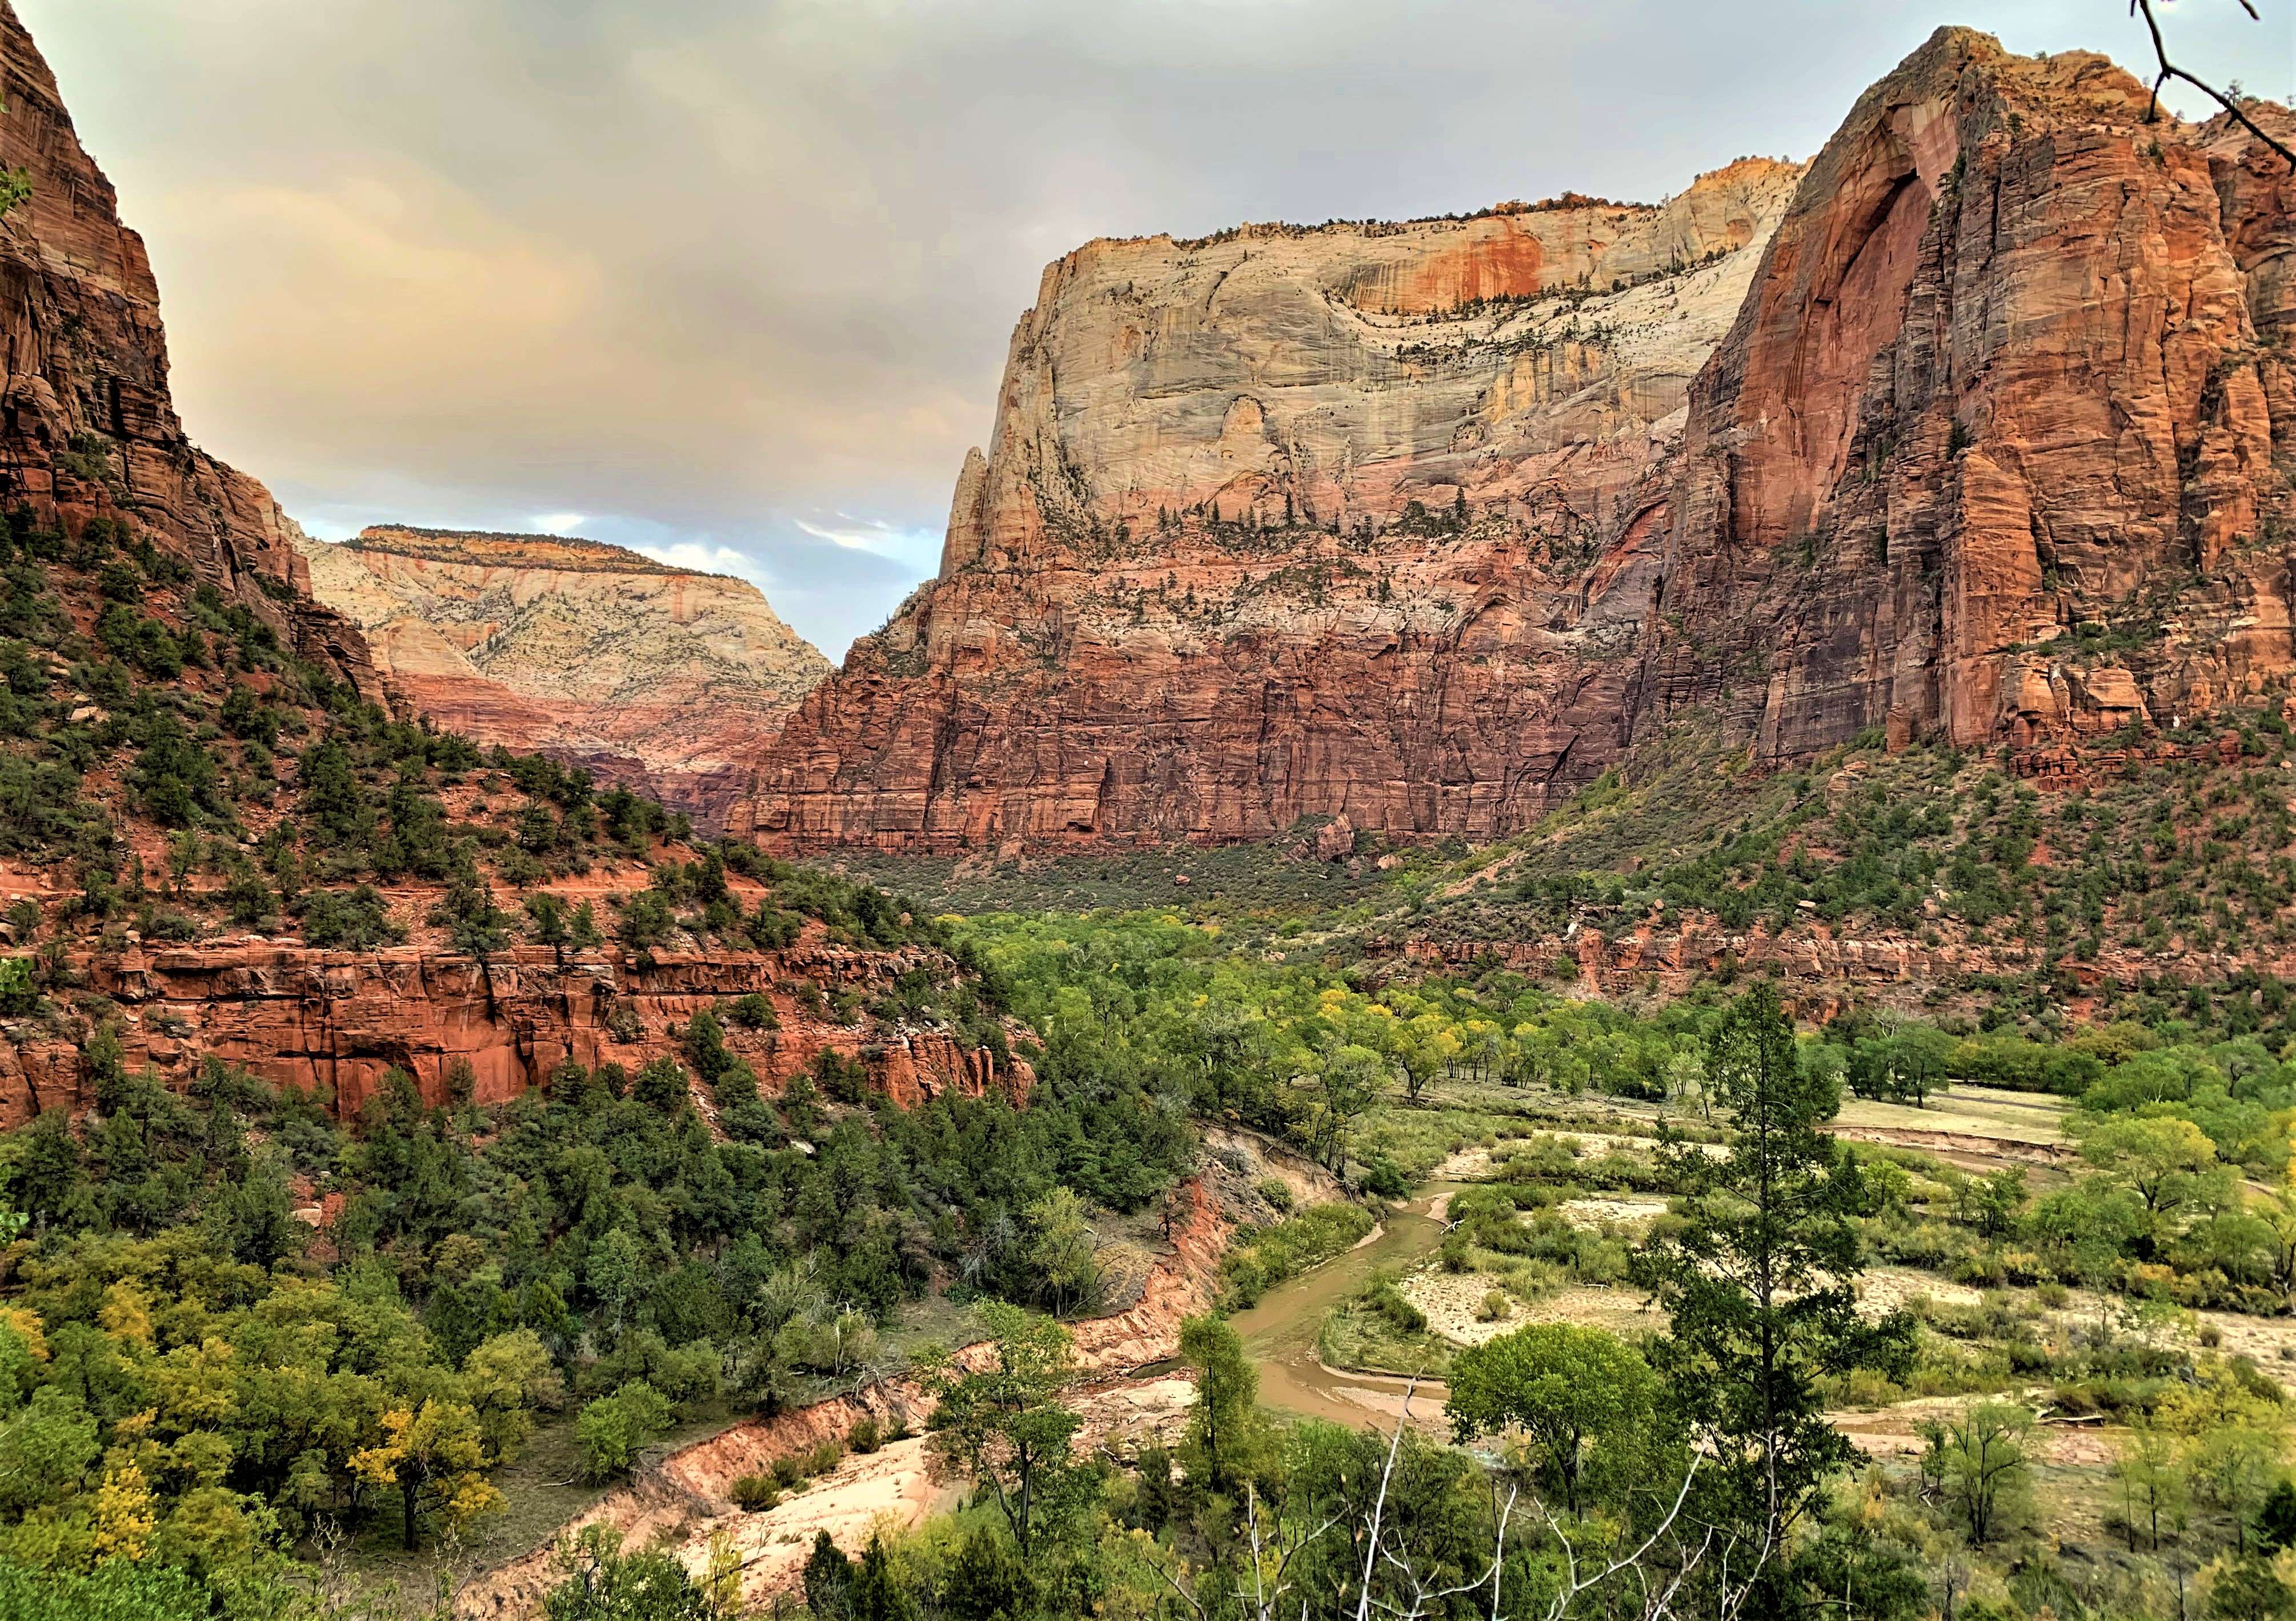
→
(17, 1, 2291, 659)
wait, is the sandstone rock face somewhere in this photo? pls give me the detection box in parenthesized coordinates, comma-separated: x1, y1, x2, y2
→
(300, 527, 829, 829)
(744, 162, 1805, 848)
(1640, 29, 2296, 761)
(746, 29, 2295, 852)
(0, 2, 380, 700)
(0, 936, 1023, 1130)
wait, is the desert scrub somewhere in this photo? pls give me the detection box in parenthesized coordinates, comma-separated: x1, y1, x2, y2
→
(1218, 1201, 1377, 1307)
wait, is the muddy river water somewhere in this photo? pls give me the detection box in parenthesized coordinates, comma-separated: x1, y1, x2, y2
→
(1224, 1182, 1461, 1428)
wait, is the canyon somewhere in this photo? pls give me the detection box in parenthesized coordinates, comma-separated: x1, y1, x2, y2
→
(300, 527, 829, 832)
(742, 28, 2296, 854)
(0, 0, 1009, 1134)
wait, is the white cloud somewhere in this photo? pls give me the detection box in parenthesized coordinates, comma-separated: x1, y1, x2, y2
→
(795, 516, 904, 553)
(531, 512, 588, 536)
(635, 539, 771, 583)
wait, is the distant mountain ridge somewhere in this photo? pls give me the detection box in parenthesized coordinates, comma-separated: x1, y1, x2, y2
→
(344, 524, 735, 578)
(299, 525, 829, 829)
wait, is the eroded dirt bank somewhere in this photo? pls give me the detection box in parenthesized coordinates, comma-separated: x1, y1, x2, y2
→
(456, 1131, 1343, 1618)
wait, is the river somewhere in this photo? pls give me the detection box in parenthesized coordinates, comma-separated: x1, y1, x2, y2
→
(1224, 1182, 1462, 1429)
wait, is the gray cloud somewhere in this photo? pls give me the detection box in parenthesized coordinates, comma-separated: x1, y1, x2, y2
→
(18, 0, 2287, 657)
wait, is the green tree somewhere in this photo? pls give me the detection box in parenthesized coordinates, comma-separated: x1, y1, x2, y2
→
(1444, 1321, 1656, 1516)
(1178, 1313, 1263, 1494)
(1630, 983, 1912, 1560)
(1919, 1401, 2032, 1543)
(804, 1529, 855, 1620)
(920, 1302, 1084, 1559)
(574, 1382, 673, 1484)
(2080, 1114, 2226, 1247)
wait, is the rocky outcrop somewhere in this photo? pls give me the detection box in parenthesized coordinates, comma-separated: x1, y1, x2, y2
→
(744, 29, 2295, 852)
(740, 163, 1804, 849)
(1640, 29, 2296, 760)
(0, 1, 381, 700)
(0, 934, 1023, 1129)
(301, 527, 828, 829)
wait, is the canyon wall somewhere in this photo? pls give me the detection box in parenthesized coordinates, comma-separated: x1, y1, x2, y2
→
(742, 162, 1803, 850)
(0, 2, 380, 699)
(301, 527, 829, 830)
(744, 28, 2294, 853)
(0, 933, 1023, 1130)
(1640, 28, 2296, 760)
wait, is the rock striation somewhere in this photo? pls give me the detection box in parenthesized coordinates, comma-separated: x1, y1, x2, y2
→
(300, 526, 829, 830)
(743, 29, 2295, 852)
(0, 932, 1025, 1130)
(0, 1, 380, 700)
(742, 162, 1802, 850)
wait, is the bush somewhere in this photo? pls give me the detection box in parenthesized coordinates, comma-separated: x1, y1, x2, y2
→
(847, 1416, 881, 1455)
(299, 885, 404, 949)
(1361, 1274, 1427, 1335)
(729, 992, 778, 1030)
(575, 1381, 674, 1482)
(730, 1472, 780, 1512)
(1361, 1157, 1410, 1199)
(1255, 1177, 1294, 1214)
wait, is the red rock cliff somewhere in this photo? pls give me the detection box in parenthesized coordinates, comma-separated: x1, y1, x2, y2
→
(740, 162, 1804, 849)
(0, 1, 381, 700)
(1640, 27, 2295, 760)
(0, 932, 1025, 1129)
(743, 28, 2294, 853)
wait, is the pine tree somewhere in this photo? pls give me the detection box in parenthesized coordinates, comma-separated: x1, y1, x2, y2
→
(1630, 983, 1912, 1578)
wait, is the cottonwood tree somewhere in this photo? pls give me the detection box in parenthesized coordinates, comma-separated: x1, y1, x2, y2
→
(1444, 1322, 1658, 1518)
(920, 1302, 1089, 1559)
(1178, 1313, 1265, 1494)
(1919, 1401, 2033, 1544)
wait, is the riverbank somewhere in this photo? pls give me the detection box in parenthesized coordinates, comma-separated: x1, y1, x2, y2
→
(455, 1127, 1347, 1616)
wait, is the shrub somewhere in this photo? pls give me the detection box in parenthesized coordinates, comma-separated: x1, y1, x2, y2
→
(299, 885, 404, 949)
(728, 992, 778, 1030)
(575, 1381, 674, 1482)
(1361, 1273, 1427, 1335)
(730, 1472, 780, 1512)
(1361, 1157, 1410, 1199)
(1255, 1177, 1295, 1215)
(847, 1416, 881, 1455)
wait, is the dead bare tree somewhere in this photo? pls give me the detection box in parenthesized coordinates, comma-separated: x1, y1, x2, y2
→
(2130, 0, 2294, 167)
(1348, 1383, 1773, 1621)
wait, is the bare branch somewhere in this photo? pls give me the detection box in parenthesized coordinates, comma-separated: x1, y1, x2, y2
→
(1355, 1378, 1417, 1621)
(2131, 0, 2294, 168)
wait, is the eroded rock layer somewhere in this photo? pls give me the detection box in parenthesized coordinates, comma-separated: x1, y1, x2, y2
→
(0, 2, 380, 698)
(745, 28, 2295, 852)
(301, 527, 830, 829)
(0, 936, 1024, 1130)
(743, 162, 1805, 848)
